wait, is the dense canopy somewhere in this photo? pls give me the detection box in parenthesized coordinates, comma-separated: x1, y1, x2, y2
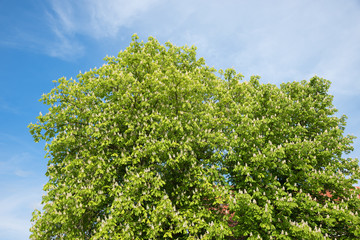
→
(29, 35, 360, 239)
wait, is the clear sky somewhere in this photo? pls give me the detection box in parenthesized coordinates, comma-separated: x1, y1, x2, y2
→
(1, 0, 360, 239)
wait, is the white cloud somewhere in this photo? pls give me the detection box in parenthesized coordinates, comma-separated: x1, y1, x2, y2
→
(48, 0, 161, 38)
(43, 0, 161, 58)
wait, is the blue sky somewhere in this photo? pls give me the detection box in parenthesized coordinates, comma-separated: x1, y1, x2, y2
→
(1, 0, 360, 239)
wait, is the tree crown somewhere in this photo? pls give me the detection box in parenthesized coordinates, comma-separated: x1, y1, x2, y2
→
(29, 35, 360, 239)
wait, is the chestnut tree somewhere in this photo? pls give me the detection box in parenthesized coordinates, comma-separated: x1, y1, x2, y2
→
(29, 35, 360, 239)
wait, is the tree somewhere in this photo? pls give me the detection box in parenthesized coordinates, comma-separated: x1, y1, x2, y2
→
(29, 35, 360, 239)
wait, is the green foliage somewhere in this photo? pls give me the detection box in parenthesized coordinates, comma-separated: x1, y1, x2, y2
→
(29, 35, 360, 239)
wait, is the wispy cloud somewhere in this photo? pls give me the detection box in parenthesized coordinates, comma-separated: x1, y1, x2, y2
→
(48, 0, 161, 38)
(42, 0, 161, 58)
(1, 0, 160, 59)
